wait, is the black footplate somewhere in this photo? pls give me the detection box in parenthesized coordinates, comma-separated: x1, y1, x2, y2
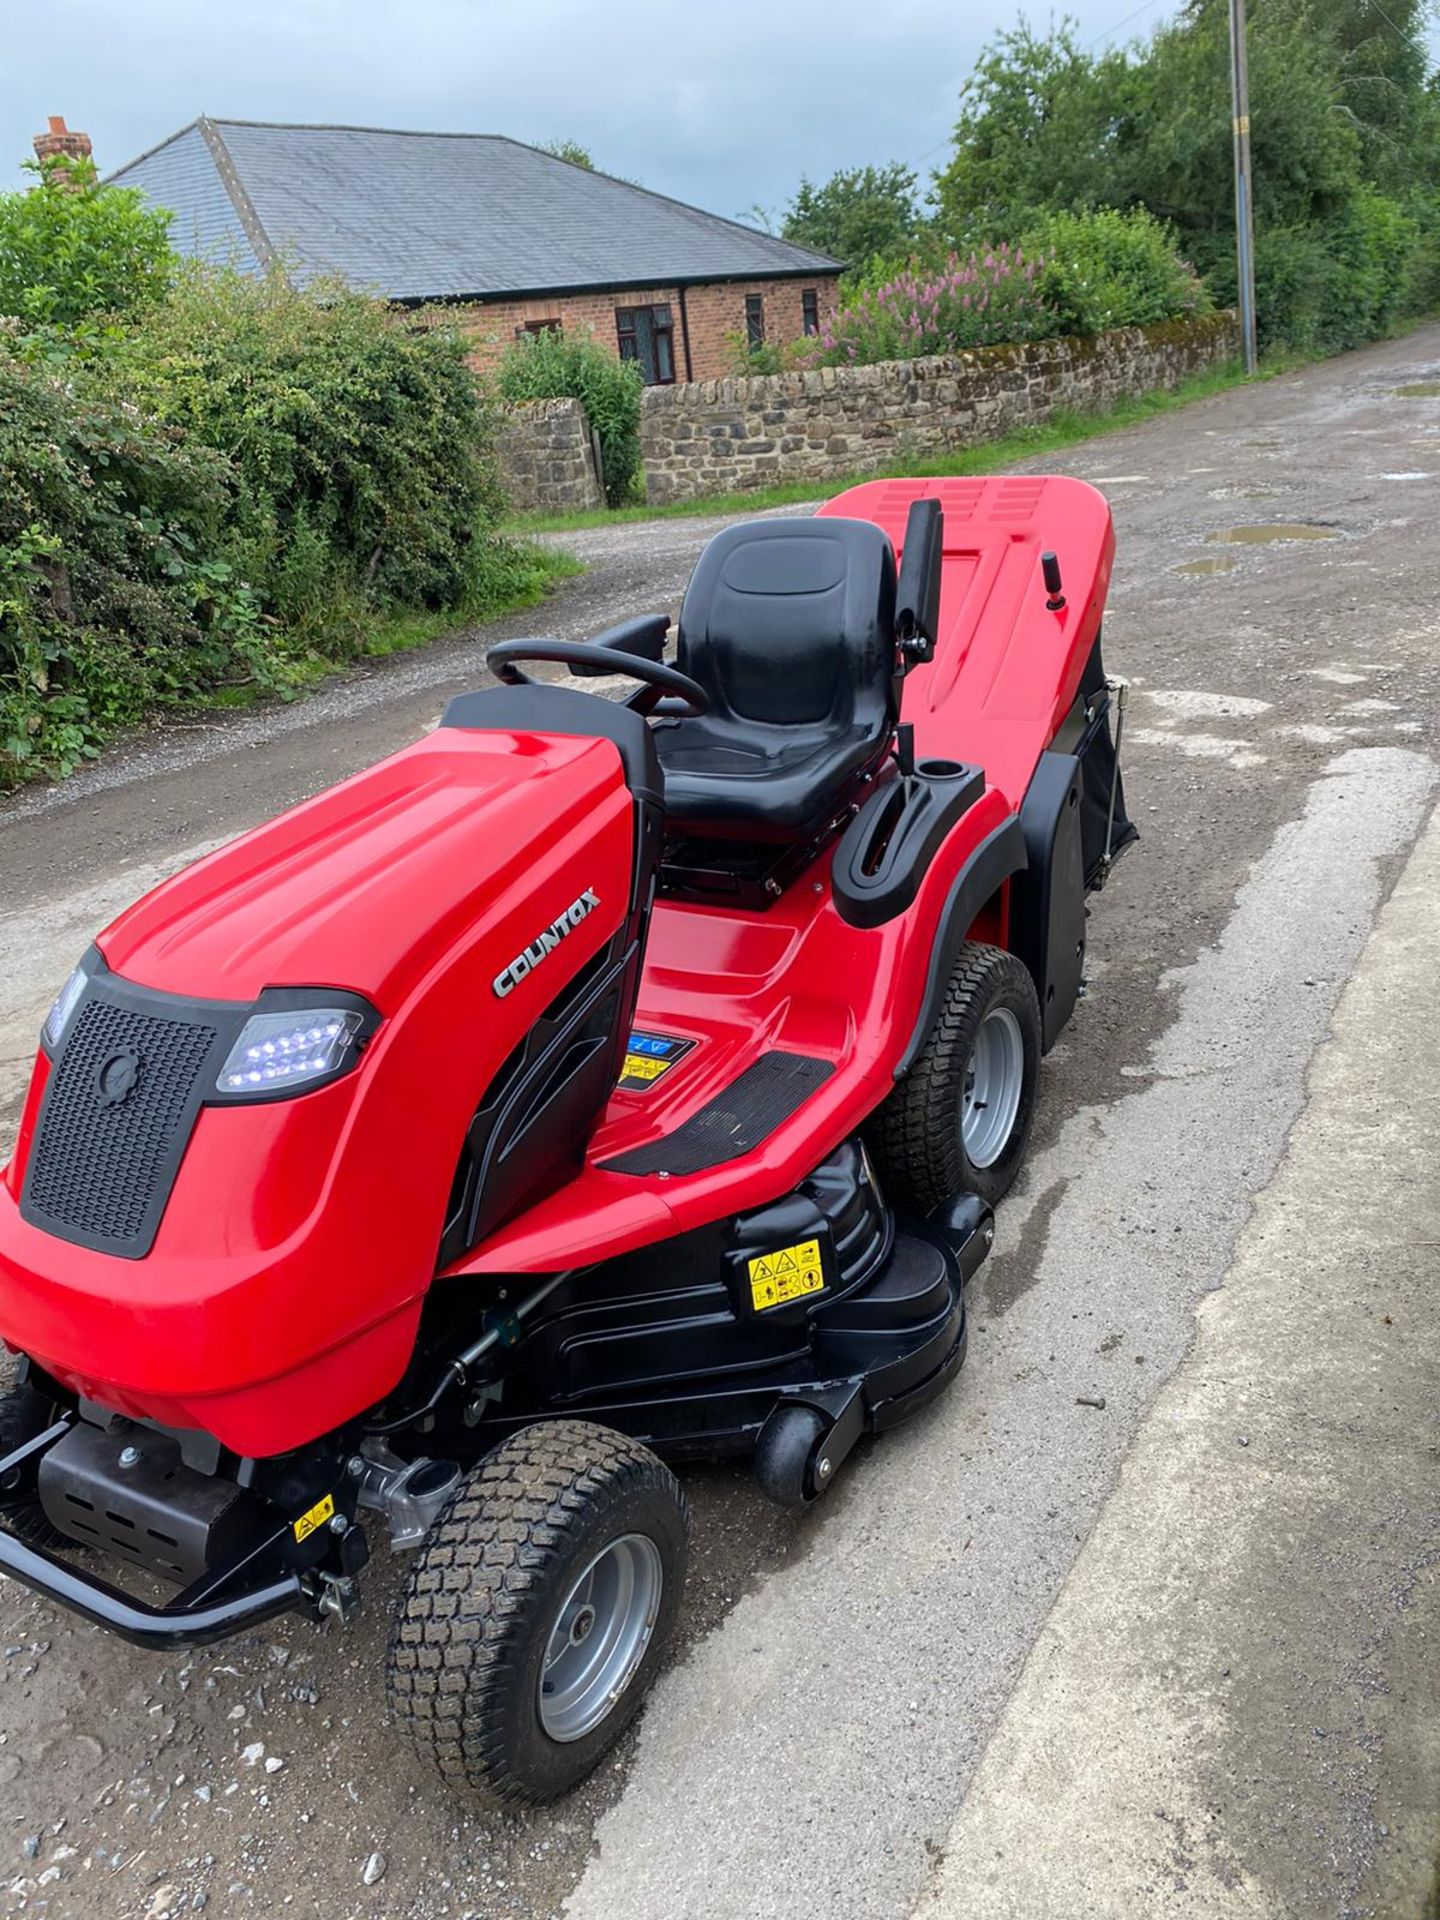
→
(601, 1052, 833, 1177)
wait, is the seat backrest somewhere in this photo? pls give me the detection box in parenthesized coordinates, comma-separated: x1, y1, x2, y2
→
(677, 519, 899, 733)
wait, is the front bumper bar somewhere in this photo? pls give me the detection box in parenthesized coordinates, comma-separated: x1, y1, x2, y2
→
(0, 1417, 309, 1650)
(0, 1521, 307, 1650)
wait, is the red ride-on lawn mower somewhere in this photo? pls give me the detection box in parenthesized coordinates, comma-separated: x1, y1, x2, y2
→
(0, 476, 1134, 1805)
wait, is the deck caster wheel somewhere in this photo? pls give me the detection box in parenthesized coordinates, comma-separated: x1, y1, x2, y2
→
(754, 1404, 833, 1509)
(865, 940, 1041, 1213)
(387, 1420, 688, 1808)
(0, 1377, 66, 1549)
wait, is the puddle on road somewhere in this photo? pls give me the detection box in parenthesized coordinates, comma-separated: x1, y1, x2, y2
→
(1174, 555, 1240, 576)
(1206, 523, 1339, 545)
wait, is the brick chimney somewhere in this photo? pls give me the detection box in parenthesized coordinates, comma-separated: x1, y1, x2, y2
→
(33, 117, 93, 180)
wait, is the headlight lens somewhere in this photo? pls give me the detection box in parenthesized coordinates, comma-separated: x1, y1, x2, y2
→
(216, 1008, 366, 1095)
(42, 965, 88, 1053)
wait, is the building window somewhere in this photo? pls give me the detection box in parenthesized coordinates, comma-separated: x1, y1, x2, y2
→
(802, 288, 820, 336)
(616, 304, 676, 384)
(519, 317, 562, 337)
(745, 294, 765, 349)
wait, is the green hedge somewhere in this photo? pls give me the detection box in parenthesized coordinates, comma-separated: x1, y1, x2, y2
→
(496, 327, 643, 506)
(0, 340, 268, 777)
(1, 272, 531, 785)
(113, 269, 507, 632)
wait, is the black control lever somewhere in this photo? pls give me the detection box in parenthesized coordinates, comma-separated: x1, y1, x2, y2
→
(1041, 551, 1066, 611)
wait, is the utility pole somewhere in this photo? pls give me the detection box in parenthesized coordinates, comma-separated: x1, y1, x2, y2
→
(1228, 0, 1259, 373)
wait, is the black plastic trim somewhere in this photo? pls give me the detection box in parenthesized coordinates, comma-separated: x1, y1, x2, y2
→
(894, 817, 1027, 1078)
(833, 762, 985, 929)
(569, 614, 670, 675)
(1010, 752, 1087, 1053)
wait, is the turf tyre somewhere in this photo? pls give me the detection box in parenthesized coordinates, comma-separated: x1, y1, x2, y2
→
(387, 1420, 689, 1807)
(0, 1376, 67, 1549)
(866, 941, 1041, 1212)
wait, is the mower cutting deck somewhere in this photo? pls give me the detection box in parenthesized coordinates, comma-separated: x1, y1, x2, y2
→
(0, 475, 1135, 1806)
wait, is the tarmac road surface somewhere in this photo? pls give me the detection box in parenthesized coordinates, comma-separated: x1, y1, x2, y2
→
(1, 324, 1438, 1920)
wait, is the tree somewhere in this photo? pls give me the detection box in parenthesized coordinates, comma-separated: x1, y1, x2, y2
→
(536, 139, 596, 170)
(1129, 0, 1362, 236)
(0, 155, 174, 328)
(934, 21, 1138, 241)
(781, 162, 922, 269)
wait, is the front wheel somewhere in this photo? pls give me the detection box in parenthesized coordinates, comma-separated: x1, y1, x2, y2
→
(387, 1420, 689, 1807)
(0, 1376, 66, 1548)
(866, 941, 1041, 1213)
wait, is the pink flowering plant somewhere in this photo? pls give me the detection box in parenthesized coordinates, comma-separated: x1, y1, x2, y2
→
(814, 242, 1057, 366)
(812, 209, 1208, 367)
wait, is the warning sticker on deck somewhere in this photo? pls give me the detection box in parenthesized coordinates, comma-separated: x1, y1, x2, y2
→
(619, 1029, 697, 1092)
(747, 1237, 826, 1311)
(293, 1492, 336, 1543)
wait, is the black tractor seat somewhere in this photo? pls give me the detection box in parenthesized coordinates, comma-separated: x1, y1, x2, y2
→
(654, 518, 900, 844)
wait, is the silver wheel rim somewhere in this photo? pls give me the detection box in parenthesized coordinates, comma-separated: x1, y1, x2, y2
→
(962, 1006, 1025, 1170)
(538, 1534, 663, 1743)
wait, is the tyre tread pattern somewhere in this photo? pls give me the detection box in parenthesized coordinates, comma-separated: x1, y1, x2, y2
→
(866, 941, 1040, 1213)
(387, 1419, 688, 1806)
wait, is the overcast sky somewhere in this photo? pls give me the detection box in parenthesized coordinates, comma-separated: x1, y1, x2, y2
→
(6, 0, 1199, 216)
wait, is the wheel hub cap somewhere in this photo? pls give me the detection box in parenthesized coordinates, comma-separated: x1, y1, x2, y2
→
(538, 1534, 663, 1743)
(961, 1006, 1025, 1169)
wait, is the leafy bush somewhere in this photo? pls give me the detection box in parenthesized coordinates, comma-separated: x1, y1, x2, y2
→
(496, 327, 643, 506)
(1019, 207, 1208, 335)
(0, 157, 175, 328)
(112, 269, 504, 634)
(0, 339, 275, 781)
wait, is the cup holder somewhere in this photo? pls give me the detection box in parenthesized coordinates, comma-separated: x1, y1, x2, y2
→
(918, 757, 966, 779)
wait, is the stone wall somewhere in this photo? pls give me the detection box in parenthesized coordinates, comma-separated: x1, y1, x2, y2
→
(640, 311, 1240, 505)
(496, 397, 604, 515)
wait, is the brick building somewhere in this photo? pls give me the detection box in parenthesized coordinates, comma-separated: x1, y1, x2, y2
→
(101, 118, 842, 382)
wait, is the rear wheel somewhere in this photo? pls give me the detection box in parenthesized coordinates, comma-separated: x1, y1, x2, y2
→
(866, 941, 1041, 1213)
(387, 1420, 689, 1807)
(0, 1376, 66, 1548)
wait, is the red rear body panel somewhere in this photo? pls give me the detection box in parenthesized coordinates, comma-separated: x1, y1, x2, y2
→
(0, 477, 1113, 1455)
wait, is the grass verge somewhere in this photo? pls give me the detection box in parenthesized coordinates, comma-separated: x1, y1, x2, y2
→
(506, 357, 1273, 535)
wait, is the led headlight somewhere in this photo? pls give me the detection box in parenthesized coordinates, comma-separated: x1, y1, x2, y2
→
(216, 1008, 366, 1095)
(41, 963, 89, 1053)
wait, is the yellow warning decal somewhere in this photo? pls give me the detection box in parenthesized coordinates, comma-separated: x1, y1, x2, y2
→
(622, 1053, 670, 1082)
(293, 1492, 336, 1543)
(747, 1237, 826, 1312)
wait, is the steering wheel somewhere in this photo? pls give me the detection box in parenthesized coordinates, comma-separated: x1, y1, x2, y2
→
(485, 639, 709, 719)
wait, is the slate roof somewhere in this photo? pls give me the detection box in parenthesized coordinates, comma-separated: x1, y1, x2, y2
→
(108, 118, 842, 301)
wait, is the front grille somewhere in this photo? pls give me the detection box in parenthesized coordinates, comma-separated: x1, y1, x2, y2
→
(23, 998, 217, 1256)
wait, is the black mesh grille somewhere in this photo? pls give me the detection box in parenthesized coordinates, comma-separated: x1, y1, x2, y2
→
(24, 998, 217, 1253)
(602, 1053, 833, 1177)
